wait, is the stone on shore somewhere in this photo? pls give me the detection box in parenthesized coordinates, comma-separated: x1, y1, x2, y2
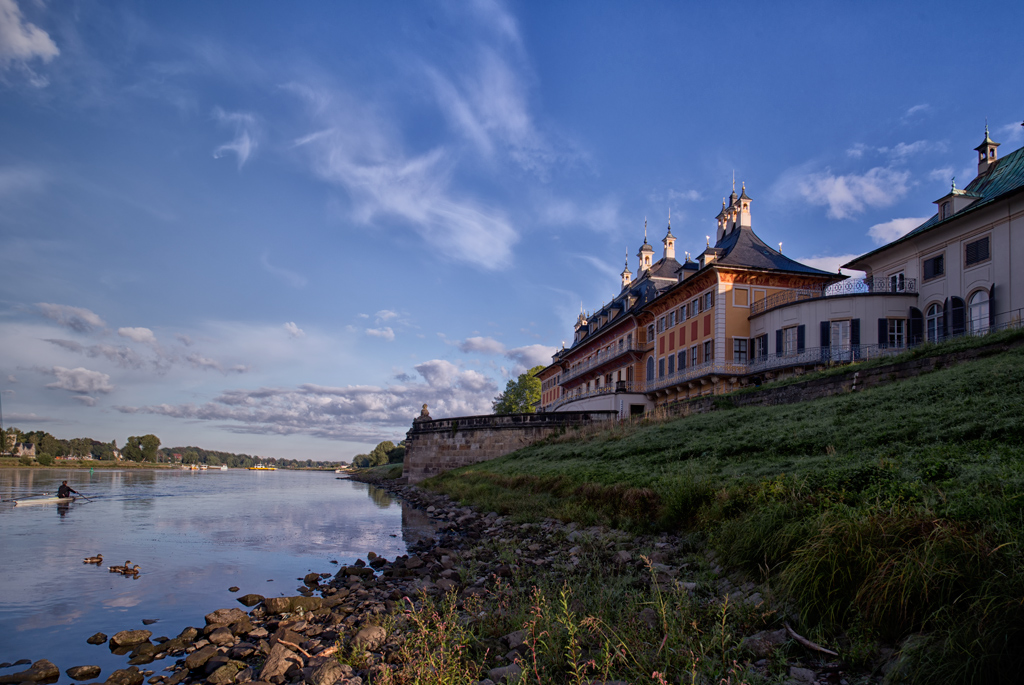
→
(205, 608, 248, 625)
(236, 593, 264, 607)
(109, 630, 152, 648)
(352, 624, 386, 650)
(208, 626, 235, 646)
(262, 595, 322, 615)
(488, 663, 523, 684)
(86, 632, 108, 645)
(104, 667, 144, 685)
(739, 628, 788, 658)
(0, 660, 60, 684)
(183, 645, 219, 671)
(258, 643, 302, 681)
(308, 661, 346, 685)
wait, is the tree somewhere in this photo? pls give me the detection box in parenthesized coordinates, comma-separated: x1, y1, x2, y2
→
(123, 435, 159, 462)
(492, 365, 544, 414)
(36, 453, 54, 466)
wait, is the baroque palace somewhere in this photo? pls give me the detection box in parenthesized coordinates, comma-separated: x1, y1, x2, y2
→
(539, 125, 1024, 416)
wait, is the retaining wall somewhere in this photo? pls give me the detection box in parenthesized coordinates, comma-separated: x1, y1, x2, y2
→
(402, 410, 618, 484)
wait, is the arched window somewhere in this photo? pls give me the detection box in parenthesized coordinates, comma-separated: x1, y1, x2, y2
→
(646, 357, 655, 382)
(969, 290, 989, 335)
(926, 303, 943, 342)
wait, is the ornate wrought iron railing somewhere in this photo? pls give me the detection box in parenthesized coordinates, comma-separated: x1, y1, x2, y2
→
(749, 278, 918, 316)
(640, 361, 749, 393)
(560, 341, 651, 383)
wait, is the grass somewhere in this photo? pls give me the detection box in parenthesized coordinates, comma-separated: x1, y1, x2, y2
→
(424, 340, 1024, 683)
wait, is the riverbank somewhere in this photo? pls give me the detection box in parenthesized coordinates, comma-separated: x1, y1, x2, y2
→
(0, 475, 878, 685)
(0, 459, 179, 469)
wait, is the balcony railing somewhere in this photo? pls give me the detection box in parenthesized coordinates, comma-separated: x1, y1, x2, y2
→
(561, 341, 651, 383)
(641, 360, 749, 393)
(749, 278, 918, 316)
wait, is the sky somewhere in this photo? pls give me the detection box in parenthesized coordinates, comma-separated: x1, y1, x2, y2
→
(2, 1, 1023, 461)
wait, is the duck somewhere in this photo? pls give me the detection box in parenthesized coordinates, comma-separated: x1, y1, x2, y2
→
(121, 564, 141, 577)
(83, 554, 103, 564)
(108, 560, 131, 573)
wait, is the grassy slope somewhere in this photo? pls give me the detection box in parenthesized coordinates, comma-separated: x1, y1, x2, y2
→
(427, 342, 1024, 683)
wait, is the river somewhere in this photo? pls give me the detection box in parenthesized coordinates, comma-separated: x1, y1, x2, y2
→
(0, 467, 431, 672)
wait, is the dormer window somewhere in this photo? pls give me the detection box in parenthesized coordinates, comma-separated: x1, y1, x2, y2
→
(940, 201, 951, 220)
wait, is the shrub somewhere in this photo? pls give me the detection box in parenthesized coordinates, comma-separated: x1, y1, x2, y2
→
(36, 453, 55, 466)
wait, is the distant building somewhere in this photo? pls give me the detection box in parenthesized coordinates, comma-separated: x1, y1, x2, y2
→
(14, 443, 36, 458)
(540, 124, 1024, 415)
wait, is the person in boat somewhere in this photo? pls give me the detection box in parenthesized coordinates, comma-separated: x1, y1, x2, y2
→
(57, 481, 78, 499)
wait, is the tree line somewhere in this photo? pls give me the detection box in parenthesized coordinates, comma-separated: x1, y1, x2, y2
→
(350, 440, 406, 468)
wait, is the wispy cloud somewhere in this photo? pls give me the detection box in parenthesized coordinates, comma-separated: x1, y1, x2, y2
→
(0, 166, 46, 196)
(540, 196, 622, 235)
(35, 303, 106, 332)
(212, 107, 259, 169)
(904, 103, 930, 118)
(260, 253, 308, 288)
(997, 121, 1024, 146)
(0, 0, 59, 68)
(45, 339, 145, 369)
(868, 217, 929, 245)
(366, 327, 395, 341)
(780, 165, 912, 220)
(454, 335, 554, 373)
(284, 322, 305, 338)
(458, 336, 506, 355)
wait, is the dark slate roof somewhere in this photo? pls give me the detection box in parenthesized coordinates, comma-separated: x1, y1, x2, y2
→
(711, 225, 836, 276)
(845, 143, 1024, 269)
(648, 256, 682, 280)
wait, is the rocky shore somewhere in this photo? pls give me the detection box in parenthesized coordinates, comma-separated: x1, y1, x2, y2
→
(0, 477, 884, 685)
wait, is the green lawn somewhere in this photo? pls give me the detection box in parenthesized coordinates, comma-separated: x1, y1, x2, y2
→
(426, 340, 1024, 683)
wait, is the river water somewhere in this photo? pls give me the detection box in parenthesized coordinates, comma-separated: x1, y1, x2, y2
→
(0, 467, 431, 673)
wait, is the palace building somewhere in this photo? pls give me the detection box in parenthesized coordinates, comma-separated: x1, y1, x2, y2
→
(539, 124, 1024, 416)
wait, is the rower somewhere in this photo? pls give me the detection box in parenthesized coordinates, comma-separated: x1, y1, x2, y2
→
(57, 481, 78, 499)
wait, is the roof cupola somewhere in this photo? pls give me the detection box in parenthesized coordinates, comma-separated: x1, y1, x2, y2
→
(737, 182, 752, 228)
(975, 123, 1000, 175)
(637, 218, 654, 272)
(662, 210, 676, 260)
(620, 252, 632, 290)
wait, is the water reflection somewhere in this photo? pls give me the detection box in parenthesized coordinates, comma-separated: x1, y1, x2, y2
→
(366, 485, 393, 509)
(56, 501, 71, 519)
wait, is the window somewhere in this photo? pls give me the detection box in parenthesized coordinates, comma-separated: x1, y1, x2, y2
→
(926, 304, 942, 342)
(830, 320, 851, 361)
(703, 291, 714, 310)
(969, 290, 989, 335)
(626, 332, 632, 348)
(668, 354, 675, 374)
(658, 358, 665, 378)
(704, 340, 713, 362)
(923, 254, 944, 281)
(888, 319, 906, 348)
(657, 317, 665, 333)
(646, 357, 654, 381)
(940, 201, 951, 220)
(733, 339, 747, 363)
(965, 236, 990, 266)
(889, 272, 905, 293)
(693, 298, 701, 314)
(680, 304, 687, 321)
(667, 312, 674, 328)
(677, 350, 686, 371)
(691, 346, 698, 367)
(647, 324, 654, 342)
(783, 326, 799, 355)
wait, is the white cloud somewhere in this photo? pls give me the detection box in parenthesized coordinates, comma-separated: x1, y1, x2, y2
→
(284, 322, 305, 338)
(45, 339, 145, 369)
(374, 310, 399, 322)
(929, 167, 955, 184)
(118, 327, 157, 344)
(73, 396, 98, 407)
(505, 344, 556, 371)
(366, 327, 395, 341)
(114, 358, 498, 442)
(0, 0, 58, 67)
(997, 121, 1024, 146)
(846, 144, 868, 159)
(212, 108, 259, 169)
(793, 166, 911, 220)
(46, 366, 114, 395)
(793, 254, 864, 275)
(260, 253, 308, 288)
(905, 103, 930, 117)
(35, 303, 106, 332)
(867, 217, 929, 245)
(176, 333, 193, 346)
(886, 140, 943, 159)
(459, 336, 506, 354)
(578, 255, 621, 283)
(668, 189, 701, 202)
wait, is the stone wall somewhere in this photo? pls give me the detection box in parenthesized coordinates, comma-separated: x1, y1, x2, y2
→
(402, 410, 618, 484)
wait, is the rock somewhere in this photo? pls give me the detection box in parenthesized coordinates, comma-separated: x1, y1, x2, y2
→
(263, 595, 322, 615)
(614, 550, 632, 564)
(739, 628, 787, 659)
(0, 660, 60, 684)
(258, 644, 303, 680)
(352, 624, 387, 651)
(308, 661, 345, 685)
(405, 555, 423, 569)
(503, 630, 527, 651)
(178, 626, 199, 641)
(110, 630, 153, 648)
(228, 586, 240, 592)
(237, 594, 264, 607)
(208, 627, 235, 646)
(789, 666, 816, 684)
(638, 607, 659, 630)
(303, 572, 321, 586)
(487, 663, 523, 683)
(229, 618, 255, 635)
(183, 645, 219, 671)
(141, 619, 158, 626)
(87, 632, 108, 645)
(67, 666, 102, 681)
(105, 667, 144, 685)
(435, 578, 457, 593)
(206, 608, 249, 625)
(206, 662, 242, 685)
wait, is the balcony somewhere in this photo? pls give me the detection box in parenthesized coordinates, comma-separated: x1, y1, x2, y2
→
(560, 340, 651, 384)
(641, 360, 749, 394)
(749, 277, 918, 317)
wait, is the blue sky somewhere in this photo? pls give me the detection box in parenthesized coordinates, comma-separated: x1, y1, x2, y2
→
(2, 0, 1022, 461)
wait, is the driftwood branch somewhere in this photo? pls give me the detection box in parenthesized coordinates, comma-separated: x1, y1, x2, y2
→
(278, 639, 313, 658)
(785, 622, 839, 657)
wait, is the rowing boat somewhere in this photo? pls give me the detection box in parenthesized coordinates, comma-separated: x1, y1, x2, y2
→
(13, 496, 77, 506)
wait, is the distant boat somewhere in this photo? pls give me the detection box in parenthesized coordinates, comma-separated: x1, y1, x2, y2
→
(248, 464, 276, 471)
(13, 496, 77, 506)
(335, 468, 345, 473)
(219, 464, 228, 471)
